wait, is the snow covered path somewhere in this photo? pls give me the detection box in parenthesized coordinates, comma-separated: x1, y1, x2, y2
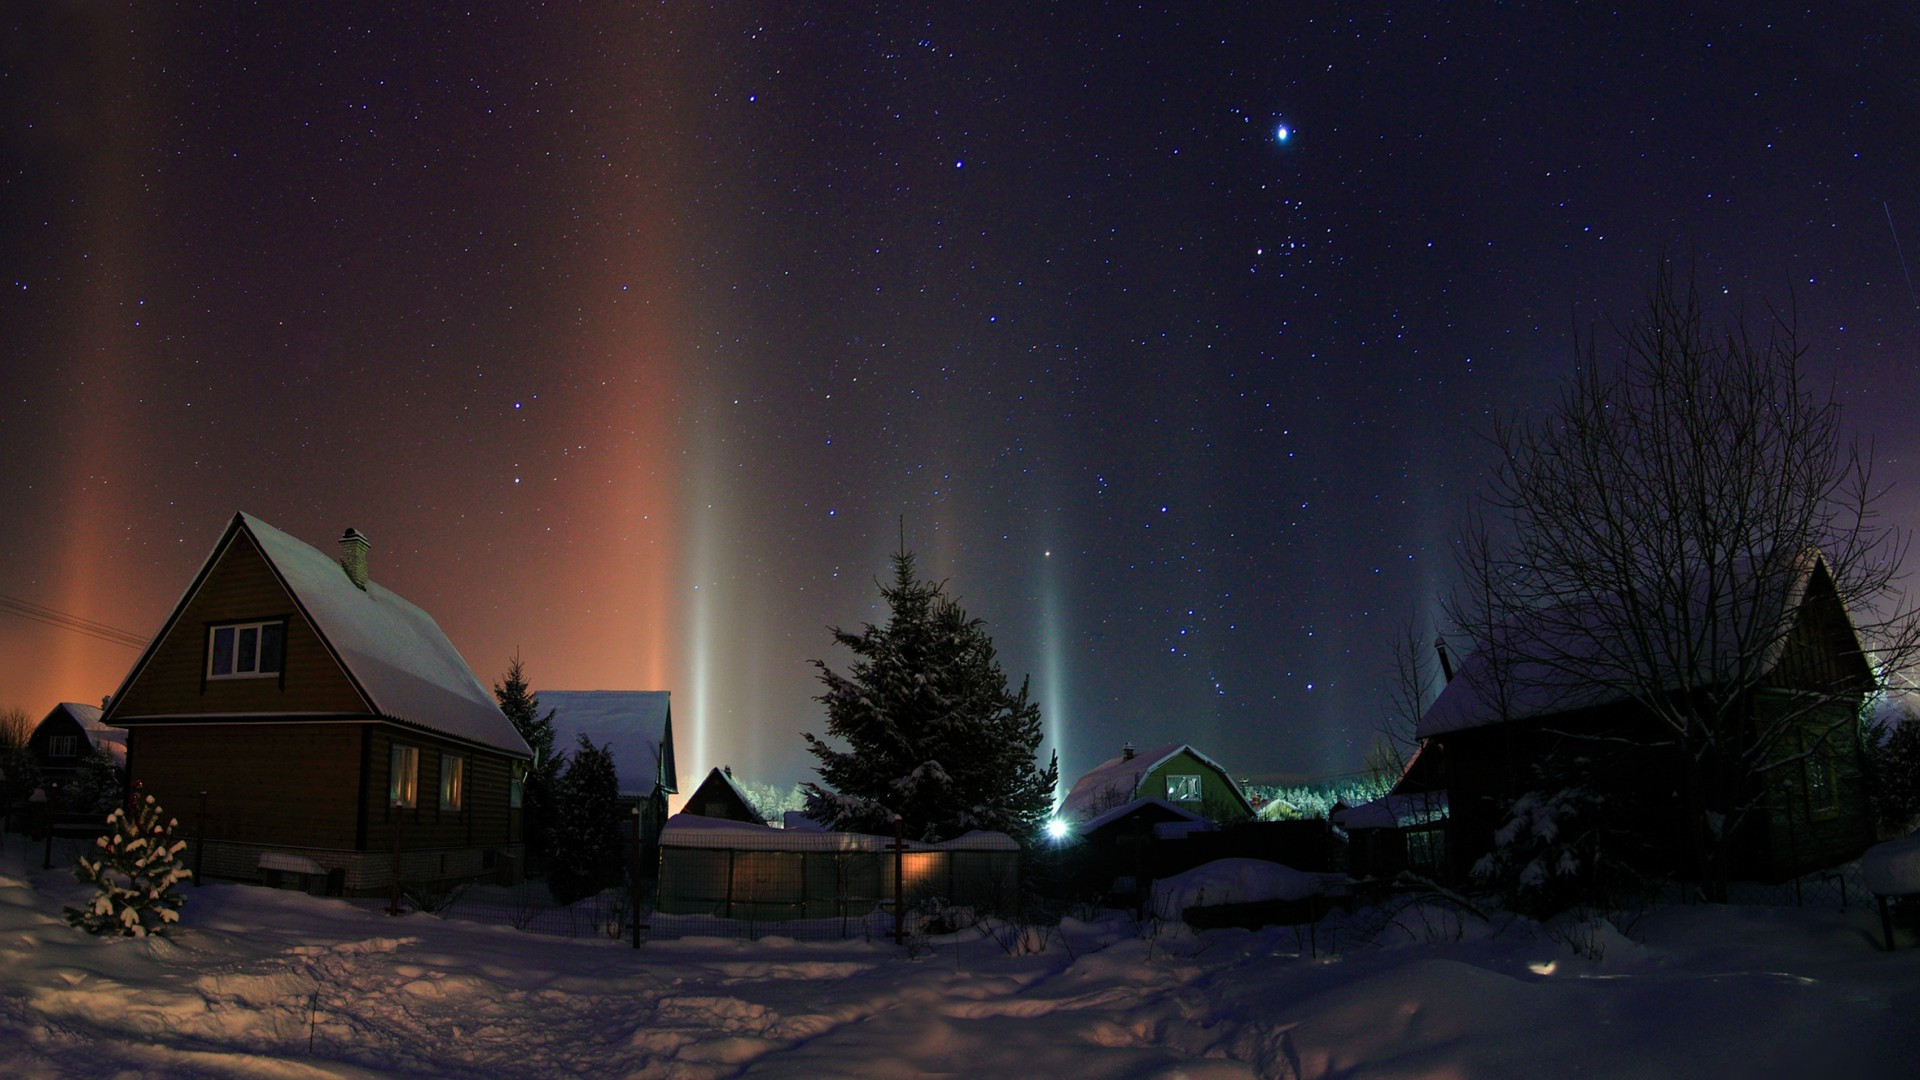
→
(2, 845, 1917, 1077)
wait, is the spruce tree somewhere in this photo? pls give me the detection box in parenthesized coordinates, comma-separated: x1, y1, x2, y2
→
(803, 550, 1058, 844)
(494, 653, 564, 866)
(65, 792, 191, 938)
(544, 735, 625, 905)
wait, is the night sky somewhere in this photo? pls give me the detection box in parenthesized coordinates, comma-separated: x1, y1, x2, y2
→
(5, 4, 1919, 797)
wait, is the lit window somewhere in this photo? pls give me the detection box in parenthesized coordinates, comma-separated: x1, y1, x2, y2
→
(208, 620, 285, 679)
(1167, 774, 1202, 802)
(440, 754, 465, 811)
(389, 745, 419, 808)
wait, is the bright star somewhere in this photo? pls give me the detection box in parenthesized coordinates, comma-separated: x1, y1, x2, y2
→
(1275, 124, 1291, 144)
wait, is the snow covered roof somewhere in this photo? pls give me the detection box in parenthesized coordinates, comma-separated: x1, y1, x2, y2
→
(238, 515, 531, 757)
(542, 690, 675, 798)
(1331, 791, 1449, 831)
(1417, 549, 1863, 739)
(105, 514, 531, 759)
(661, 814, 1019, 852)
(1078, 796, 1208, 835)
(1061, 743, 1246, 821)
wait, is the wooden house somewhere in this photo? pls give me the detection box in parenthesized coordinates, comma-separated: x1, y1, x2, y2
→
(1061, 742, 1255, 825)
(1416, 551, 1877, 884)
(100, 513, 532, 895)
(541, 690, 677, 844)
(26, 702, 125, 783)
(682, 767, 764, 825)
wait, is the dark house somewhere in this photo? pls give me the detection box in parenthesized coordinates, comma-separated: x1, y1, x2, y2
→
(1417, 551, 1877, 884)
(542, 690, 677, 845)
(27, 702, 124, 784)
(682, 767, 763, 824)
(101, 513, 533, 895)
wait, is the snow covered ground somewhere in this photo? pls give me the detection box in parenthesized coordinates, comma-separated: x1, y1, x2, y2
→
(2, 840, 1917, 1078)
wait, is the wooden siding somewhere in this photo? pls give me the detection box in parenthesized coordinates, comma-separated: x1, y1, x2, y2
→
(112, 531, 367, 718)
(361, 727, 519, 854)
(130, 723, 364, 849)
(1141, 750, 1251, 823)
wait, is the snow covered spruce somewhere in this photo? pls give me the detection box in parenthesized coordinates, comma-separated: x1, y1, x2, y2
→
(63, 793, 192, 938)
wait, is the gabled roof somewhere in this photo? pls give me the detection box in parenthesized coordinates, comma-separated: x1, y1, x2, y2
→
(1061, 742, 1250, 821)
(541, 690, 676, 798)
(106, 513, 530, 759)
(34, 702, 124, 757)
(1418, 549, 1868, 740)
(1332, 791, 1449, 831)
(683, 767, 763, 823)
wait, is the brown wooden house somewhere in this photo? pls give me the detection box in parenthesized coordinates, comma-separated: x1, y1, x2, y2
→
(1417, 551, 1877, 885)
(101, 513, 532, 895)
(26, 702, 124, 784)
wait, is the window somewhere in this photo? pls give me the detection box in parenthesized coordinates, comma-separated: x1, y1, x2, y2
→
(509, 765, 525, 809)
(208, 620, 285, 679)
(439, 754, 465, 811)
(1805, 743, 1838, 817)
(389, 745, 419, 808)
(1167, 774, 1202, 802)
(47, 735, 77, 758)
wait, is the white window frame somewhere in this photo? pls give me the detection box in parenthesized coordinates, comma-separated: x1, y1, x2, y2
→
(1167, 774, 1202, 802)
(439, 753, 465, 812)
(389, 744, 419, 808)
(207, 619, 285, 680)
(47, 734, 77, 758)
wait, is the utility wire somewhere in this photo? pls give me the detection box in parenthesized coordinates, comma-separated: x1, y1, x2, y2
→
(0, 593, 148, 649)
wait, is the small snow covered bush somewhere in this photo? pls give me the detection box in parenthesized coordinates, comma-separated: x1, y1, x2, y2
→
(65, 793, 192, 938)
(1472, 782, 1645, 919)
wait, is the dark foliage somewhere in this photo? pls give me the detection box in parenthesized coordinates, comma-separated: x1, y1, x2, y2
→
(802, 550, 1058, 845)
(544, 735, 625, 906)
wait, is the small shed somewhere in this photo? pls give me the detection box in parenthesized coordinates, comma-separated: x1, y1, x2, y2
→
(656, 815, 1020, 922)
(683, 767, 764, 824)
(1333, 791, 1450, 879)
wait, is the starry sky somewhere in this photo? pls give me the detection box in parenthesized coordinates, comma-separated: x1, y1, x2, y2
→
(5, 3, 1919, 797)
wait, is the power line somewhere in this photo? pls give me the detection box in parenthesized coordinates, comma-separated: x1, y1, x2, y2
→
(0, 593, 148, 649)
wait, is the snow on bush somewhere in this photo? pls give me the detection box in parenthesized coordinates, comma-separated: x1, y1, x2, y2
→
(1150, 858, 1334, 915)
(1861, 830, 1920, 896)
(64, 793, 192, 938)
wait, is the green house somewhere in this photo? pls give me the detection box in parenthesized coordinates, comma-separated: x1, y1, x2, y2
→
(1062, 742, 1254, 824)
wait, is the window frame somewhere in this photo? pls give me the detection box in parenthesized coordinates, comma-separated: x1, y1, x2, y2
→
(1166, 773, 1203, 802)
(206, 618, 287, 681)
(439, 753, 465, 812)
(47, 734, 78, 758)
(389, 744, 419, 809)
(1804, 742, 1839, 818)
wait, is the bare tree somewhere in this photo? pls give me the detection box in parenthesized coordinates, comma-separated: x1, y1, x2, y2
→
(0, 707, 31, 751)
(1445, 264, 1920, 897)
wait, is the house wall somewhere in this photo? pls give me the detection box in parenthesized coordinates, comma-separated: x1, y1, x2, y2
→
(361, 726, 520, 857)
(111, 533, 367, 718)
(130, 722, 364, 849)
(27, 712, 91, 780)
(1140, 750, 1251, 823)
(1749, 696, 1875, 880)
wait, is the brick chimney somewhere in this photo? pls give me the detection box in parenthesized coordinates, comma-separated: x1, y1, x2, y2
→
(1121, 741, 1135, 761)
(338, 528, 371, 590)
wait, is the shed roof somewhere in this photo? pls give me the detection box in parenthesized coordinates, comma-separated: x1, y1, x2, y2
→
(541, 690, 676, 798)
